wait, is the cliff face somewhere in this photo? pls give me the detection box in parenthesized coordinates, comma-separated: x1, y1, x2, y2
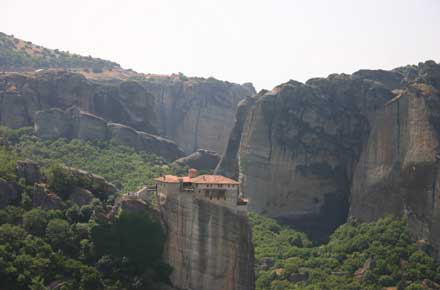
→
(0, 70, 255, 156)
(0, 70, 156, 133)
(142, 76, 256, 154)
(34, 107, 184, 161)
(350, 62, 440, 256)
(159, 190, 255, 290)
(219, 61, 440, 246)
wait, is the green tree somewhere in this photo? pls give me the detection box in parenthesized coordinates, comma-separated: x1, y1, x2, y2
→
(23, 209, 48, 236)
(46, 219, 74, 252)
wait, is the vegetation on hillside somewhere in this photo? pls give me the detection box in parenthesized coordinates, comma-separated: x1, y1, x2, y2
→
(0, 32, 119, 72)
(2, 126, 440, 289)
(251, 213, 440, 290)
(0, 129, 172, 289)
(0, 126, 172, 193)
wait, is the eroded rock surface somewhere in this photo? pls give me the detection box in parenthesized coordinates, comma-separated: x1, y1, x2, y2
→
(0, 70, 254, 156)
(172, 149, 221, 171)
(160, 190, 255, 290)
(142, 76, 255, 153)
(35, 107, 185, 161)
(0, 70, 156, 133)
(219, 60, 440, 247)
(0, 178, 20, 208)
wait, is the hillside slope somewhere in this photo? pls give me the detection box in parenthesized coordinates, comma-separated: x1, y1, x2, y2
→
(0, 32, 120, 72)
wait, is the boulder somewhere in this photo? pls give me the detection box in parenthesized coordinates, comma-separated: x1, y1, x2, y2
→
(0, 178, 20, 208)
(288, 272, 309, 283)
(64, 167, 118, 195)
(70, 187, 94, 206)
(172, 149, 221, 171)
(119, 197, 150, 215)
(16, 159, 41, 185)
(34, 108, 69, 139)
(259, 257, 275, 271)
(32, 183, 64, 210)
(108, 122, 140, 149)
(138, 132, 185, 161)
(67, 107, 107, 141)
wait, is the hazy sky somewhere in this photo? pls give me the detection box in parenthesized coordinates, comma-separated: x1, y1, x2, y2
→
(1, 0, 439, 90)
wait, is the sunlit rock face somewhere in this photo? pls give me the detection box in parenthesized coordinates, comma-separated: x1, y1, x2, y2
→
(350, 61, 440, 258)
(160, 190, 255, 290)
(141, 76, 256, 154)
(219, 61, 440, 248)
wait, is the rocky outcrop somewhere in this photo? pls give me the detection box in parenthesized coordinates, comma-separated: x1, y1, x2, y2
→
(216, 91, 265, 178)
(70, 187, 94, 206)
(16, 159, 42, 185)
(349, 62, 440, 258)
(34, 107, 185, 161)
(0, 70, 156, 133)
(172, 149, 221, 171)
(0, 178, 20, 208)
(221, 76, 383, 239)
(142, 75, 255, 153)
(220, 60, 440, 246)
(62, 166, 119, 196)
(0, 70, 255, 155)
(159, 189, 255, 290)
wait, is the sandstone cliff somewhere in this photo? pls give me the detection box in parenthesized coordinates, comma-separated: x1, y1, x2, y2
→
(141, 75, 256, 154)
(1, 33, 256, 156)
(0, 70, 255, 157)
(0, 70, 156, 133)
(34, 107, 185, 161)
(219, 61, 440, 247)
(158, 189, 255, 290)
(172, 149, 220, 171)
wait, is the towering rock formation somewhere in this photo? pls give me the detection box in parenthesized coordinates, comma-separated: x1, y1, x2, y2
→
(350, 62, 440, 256)
(0, 70, 255, 156)
(34, 107, 185, 161)
(0, 70, 156, 133)
(141, 75, 256, 154)
(219, 61, 440, 247)
(157, 179, 255, 290)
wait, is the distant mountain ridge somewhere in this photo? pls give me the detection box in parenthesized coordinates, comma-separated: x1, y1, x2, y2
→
(0, 32, 120, 72)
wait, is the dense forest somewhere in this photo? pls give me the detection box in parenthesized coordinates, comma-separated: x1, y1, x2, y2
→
(0, 127, 173, 290)
(251, 214, 440, 290)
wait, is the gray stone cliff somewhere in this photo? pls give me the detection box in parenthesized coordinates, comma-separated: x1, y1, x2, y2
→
(218, 61, 440, 248)
(0, 70, 156, 133)
(158, 190, 255, 290)
(34, 107, 185, 161)
(0, 70, 255, 156)
(141, 76, 256, 153)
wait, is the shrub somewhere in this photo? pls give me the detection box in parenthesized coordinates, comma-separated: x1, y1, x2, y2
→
(23, 209, 48, 236)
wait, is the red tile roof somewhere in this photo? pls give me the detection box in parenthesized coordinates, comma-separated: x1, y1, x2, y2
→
(155, 174, 239, 185)
(191, 175, 239, 185)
